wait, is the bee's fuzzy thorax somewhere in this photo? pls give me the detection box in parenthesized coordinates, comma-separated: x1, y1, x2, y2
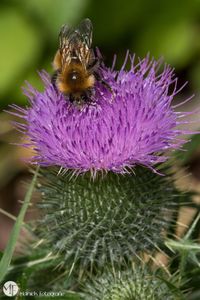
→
(57, 64, 95, 94)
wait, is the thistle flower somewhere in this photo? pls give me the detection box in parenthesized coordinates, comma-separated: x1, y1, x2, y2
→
(12, 54, 192, 175)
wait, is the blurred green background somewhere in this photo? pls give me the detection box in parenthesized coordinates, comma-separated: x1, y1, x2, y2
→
(1, 0, 200, 251)
(1, 0, 200, 107)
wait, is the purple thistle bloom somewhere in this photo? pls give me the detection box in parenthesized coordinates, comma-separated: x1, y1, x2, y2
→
(11, 54, 194, 175)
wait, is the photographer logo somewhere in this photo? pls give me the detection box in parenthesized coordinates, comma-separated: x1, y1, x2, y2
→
(3, 281, 19, 297)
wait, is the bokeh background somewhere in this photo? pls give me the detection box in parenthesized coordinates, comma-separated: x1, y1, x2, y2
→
(1, 0, 200, 252)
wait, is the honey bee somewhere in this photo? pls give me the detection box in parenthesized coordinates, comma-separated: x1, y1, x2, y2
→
(52, 18, 109, 105)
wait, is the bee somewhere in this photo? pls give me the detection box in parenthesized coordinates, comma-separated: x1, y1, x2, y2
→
(52, 18, 109, 105)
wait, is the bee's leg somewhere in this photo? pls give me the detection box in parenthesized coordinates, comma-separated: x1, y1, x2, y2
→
(93, 47, 105, 65)
(51, 71, 58, 88)
(94, 72, 112, 93)
(88, 58, 102, 74)
(94, 72, 115, 102)
(81, 90, 91, 102)
(69, 94, 75, 103)
(88, 47, 103, 73)
(80, 89, 96, 106)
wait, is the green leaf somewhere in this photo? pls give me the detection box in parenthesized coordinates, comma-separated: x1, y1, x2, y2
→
(0, 167, 39, 283)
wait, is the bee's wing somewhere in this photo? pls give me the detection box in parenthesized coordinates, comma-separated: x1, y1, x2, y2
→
(58, 19, 93, 67)
(76, 18, 93, 49)
(59, 25, 73, 49)
(59, 25, 80, 67)
(75, 19, 93, 66)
